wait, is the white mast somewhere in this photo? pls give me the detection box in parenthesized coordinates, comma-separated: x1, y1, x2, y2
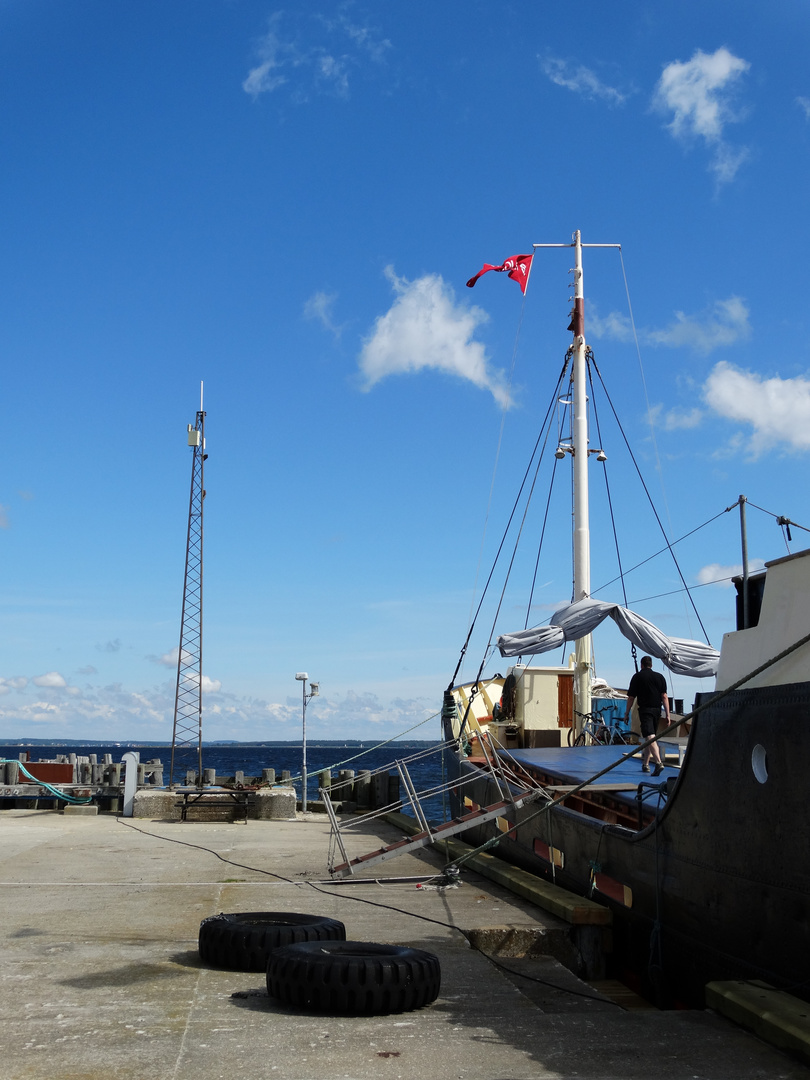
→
(570, 231, 592, 728)
(532, 234, 621, 732)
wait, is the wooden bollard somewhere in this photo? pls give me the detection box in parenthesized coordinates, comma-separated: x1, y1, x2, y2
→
(318, 769, 331, 795)
(388, 772, 401, 807)
(203, 768, 216, 787)
(338, 770, 355, 801)
(356, 770, 371, 808)
(372, 772, 389, 810)
(262, 768, 276, 785)
(235, 770, 245, 787)
(280, 769, 291, 782)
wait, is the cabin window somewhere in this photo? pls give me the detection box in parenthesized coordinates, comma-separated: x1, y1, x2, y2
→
(733, 572, 766, 630)
(751, 744, 768, 784)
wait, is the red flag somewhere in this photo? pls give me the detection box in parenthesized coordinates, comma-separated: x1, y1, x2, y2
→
(466, 253, 533, 294)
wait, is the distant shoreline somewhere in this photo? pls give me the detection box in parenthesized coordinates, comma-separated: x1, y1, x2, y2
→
(0, 738, 435, 748)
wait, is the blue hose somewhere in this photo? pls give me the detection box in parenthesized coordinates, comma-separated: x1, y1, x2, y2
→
(0, 759, 94, 804)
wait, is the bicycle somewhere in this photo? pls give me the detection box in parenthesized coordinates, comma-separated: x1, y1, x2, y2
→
(568, 708, 628, 747)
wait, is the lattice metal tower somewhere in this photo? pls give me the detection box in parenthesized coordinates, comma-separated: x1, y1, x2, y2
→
(169, 393, 207, 787)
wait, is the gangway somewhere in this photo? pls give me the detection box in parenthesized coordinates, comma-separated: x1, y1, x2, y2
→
(323, 738, 548, 878)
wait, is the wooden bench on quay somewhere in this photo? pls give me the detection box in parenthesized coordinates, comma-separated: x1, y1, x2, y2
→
(175, 789, 255, 823)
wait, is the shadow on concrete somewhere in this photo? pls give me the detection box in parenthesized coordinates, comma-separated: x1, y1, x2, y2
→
(60, 961, 190, 989)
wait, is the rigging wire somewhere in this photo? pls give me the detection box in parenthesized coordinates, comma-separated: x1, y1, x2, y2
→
(587, 354, 637, 672)
(588, 355, 713, 646)
(524, 457, 561, 629)
(462, 278, 534, 683)
(745, 499, 810, 534)
(618, 248, 693, 641)
(591, 506, 732, 597)
(447, 356, 570, 692)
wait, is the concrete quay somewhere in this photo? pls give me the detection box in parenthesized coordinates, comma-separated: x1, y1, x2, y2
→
(0, 808, 807, 1080)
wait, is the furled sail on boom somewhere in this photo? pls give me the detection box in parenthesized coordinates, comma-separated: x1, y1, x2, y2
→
(497, 597, 719, 678)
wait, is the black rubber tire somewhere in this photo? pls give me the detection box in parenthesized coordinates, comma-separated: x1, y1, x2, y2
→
(574, 732, 587, 747)
(266, 940, 441, 1015)
(199, 912, 346, 972)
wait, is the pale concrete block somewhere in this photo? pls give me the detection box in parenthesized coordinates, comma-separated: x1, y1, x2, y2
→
(132, 790, 182, 820)
(254, 787, 297, 820)
(61, 803, 98, 816)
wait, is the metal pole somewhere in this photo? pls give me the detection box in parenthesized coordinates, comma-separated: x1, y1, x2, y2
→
(302, 679, 308, 813)
(739, 494, 749, 630)
(571, 230, 592, 728)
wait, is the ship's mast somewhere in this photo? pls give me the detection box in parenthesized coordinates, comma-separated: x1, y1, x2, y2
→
(571, 231, 592, 727)
(535, 233, 621, 731)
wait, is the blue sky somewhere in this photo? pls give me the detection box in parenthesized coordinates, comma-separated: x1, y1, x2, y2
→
(1, 1, 809, 741)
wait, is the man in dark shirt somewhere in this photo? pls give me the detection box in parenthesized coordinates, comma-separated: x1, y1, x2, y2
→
(625, 655, 669, 776)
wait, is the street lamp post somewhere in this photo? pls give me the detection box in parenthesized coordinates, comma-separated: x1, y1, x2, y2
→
(295, 672, 319, 813)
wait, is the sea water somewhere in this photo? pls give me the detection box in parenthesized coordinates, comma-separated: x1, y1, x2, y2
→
(1, 741, 451, 821)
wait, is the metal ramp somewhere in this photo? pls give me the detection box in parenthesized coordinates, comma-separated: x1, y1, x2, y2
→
(324, 737, 545, 878)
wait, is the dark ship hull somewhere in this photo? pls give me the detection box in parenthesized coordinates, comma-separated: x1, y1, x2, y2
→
(443, 679, 810, 1006)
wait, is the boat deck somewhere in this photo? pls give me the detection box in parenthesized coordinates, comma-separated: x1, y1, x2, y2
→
(501, 745, 675, 814)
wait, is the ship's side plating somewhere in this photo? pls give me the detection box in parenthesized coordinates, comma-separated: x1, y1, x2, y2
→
(443, 549, 810, 1004)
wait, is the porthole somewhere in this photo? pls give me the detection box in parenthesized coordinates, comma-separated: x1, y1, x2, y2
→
(751, 744, 768, 784)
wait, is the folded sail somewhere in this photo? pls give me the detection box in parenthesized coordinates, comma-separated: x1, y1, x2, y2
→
(496, 597, 719, 678)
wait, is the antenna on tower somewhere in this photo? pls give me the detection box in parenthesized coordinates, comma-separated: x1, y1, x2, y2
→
(169, 396, 207, 788)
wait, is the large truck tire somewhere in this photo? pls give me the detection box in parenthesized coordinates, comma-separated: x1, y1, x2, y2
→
(199, 911, 346, 972)
(267, 940, 441, 1015)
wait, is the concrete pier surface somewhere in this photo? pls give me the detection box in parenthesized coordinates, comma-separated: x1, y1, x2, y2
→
(0, 809, 806, 1080)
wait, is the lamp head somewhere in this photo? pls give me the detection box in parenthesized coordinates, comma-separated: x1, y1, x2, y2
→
(295, 672, 308, 681)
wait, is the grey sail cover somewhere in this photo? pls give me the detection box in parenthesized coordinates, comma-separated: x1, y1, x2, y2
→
(496, 598, 719, 678)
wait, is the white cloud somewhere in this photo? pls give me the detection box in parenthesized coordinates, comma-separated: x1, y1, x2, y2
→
(541, 56, 626, 105)
(703, 361, 810, 455)
(243, 13, 390, 101)
(697, 560, 765, 587)
(316, 54, 349, 97)
(358, 267, 510, 407)
(304, 290, 343, 338)
(588, 296, 750, 354)
(96, 638, 122, 653)
(646, 296, 750, 354)
(32, 671, 67, 689)
(796, 96, 810, 120)
(663, 407, 703, 431)
(150, 647, 180, 668)
(341, 21, 391, 64)
(243, 18, 296, 99)
(653, 47, 750, 182)
(586, 307, 633, 342)
(0, 675, 435, 742)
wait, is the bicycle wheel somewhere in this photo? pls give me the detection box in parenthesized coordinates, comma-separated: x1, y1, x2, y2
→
(573, 732, 587, 747)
